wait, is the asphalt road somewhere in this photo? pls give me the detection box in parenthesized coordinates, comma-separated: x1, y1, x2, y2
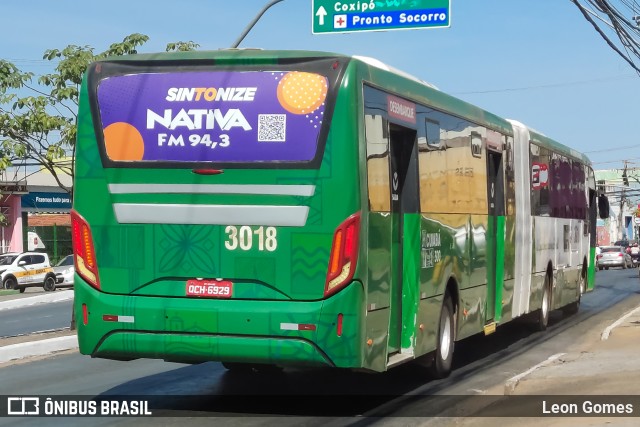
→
(1, 267, 639, 426)
(0, 299, 73, 337)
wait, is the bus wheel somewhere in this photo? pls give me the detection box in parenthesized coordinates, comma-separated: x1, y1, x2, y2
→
(535, 274, 551, 331)
(428, 294, 455, 379)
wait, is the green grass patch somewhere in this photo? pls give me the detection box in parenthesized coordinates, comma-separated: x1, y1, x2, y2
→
(0, 289, 19, 296)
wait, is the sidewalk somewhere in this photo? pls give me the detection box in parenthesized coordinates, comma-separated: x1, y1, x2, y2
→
(444, 306, 640, 425)
(505, 306, 640, 396)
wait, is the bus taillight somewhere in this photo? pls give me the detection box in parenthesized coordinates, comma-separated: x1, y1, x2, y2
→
(71, 210, 100, 290)
(325, 212, 360, 297)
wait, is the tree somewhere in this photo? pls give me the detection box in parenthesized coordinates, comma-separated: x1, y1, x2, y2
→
(0, 34, 199, 197)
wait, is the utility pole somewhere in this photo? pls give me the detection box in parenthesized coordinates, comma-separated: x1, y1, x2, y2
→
(231, 0, 285, 48)
(619, 161, 629, 239)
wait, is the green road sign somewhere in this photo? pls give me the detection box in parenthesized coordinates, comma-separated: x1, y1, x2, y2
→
(312, 0, 450, 34)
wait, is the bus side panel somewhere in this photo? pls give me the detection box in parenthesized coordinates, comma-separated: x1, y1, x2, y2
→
(500, 136, 518, 323)
(562, 219, 585, 307)
(401, 213, 422, 351)
(363, 213, 392, 370)
(414, 295, 442, 358)
(510, 121, 534, 319)
(531, 216, 558, 310)
(363, 308, 391, 372)
(458, 214, 489, 341)
(587, 188, 598, 291)
(417, 213, 486, 343)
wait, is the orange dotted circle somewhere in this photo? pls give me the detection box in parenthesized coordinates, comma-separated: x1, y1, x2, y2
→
(277, 72, 327, 115)
(103, 122, 145, 161)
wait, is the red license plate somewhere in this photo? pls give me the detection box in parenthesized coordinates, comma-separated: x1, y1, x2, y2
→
(186, 279, 233, 298)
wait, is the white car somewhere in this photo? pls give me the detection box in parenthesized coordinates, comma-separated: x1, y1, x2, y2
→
(52, 254, 74, 289)
(0, 252, 57, 293)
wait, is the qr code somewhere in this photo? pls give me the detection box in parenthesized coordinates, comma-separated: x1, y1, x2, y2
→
(258, 114, 286, 142)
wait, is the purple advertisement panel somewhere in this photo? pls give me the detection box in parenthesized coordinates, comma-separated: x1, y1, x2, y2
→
(96, 71, 328, 163)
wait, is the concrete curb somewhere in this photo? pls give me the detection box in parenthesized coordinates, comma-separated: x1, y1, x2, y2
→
(503, 353, 566, 395)
(601, 305, 640, 340)
(0, 335, 78, 363)
(0, 290, 73, 311)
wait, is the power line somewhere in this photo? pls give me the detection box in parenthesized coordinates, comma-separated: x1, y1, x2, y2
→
(584, 143, 640, 153)
(593, 156, 640, 165)
(570, 0, 640, 75)
(453, 74, 635, 95)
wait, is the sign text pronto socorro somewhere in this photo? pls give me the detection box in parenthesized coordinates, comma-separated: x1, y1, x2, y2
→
(312, 0, 450, 34)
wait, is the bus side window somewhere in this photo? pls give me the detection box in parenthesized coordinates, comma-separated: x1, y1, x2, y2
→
(365, 114, 391, 212)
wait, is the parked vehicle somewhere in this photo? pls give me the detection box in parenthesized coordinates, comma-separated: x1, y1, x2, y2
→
(596, 246, 633, 270)
(0, 252, 57, 292)
(52, 254, 74, 290)
(629, 243, 640, 267)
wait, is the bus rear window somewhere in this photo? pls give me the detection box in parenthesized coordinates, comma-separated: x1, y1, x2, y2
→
(96, 70, 329, 164)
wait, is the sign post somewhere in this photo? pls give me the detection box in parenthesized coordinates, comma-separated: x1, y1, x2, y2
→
(312, 0, 450, 34)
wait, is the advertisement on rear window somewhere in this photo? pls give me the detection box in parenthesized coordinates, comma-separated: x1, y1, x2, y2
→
(96, 71, 329, 163)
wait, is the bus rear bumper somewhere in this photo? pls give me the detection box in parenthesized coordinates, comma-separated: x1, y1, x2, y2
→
(74, 281, 364, 368)
(93, 331, 332, 366)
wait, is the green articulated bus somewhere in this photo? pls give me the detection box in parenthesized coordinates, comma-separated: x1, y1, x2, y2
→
(72, 50, 606, 378)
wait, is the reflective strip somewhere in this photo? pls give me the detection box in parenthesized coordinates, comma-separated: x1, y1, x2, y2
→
(280, 323, 316, 331)
(109, 184, 315, 197)
(113, 204, 309, 227)
(103, 315, 135, 323)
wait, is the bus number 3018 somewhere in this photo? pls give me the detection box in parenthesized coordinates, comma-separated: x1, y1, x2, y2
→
(224, 226, 277, 252)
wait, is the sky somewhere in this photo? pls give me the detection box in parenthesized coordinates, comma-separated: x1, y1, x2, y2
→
(1, 0, 639, 172)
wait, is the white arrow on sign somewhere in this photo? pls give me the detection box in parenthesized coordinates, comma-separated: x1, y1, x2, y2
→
(316, 6, 327, 25)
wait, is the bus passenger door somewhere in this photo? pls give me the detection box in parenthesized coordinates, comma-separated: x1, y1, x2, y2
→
(388, 124, 420, 355)
(486, 146, 506, 326)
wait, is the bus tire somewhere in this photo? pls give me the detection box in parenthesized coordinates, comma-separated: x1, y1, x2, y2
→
(428, 294, 455, 379)
(535, 273, 552, 331)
